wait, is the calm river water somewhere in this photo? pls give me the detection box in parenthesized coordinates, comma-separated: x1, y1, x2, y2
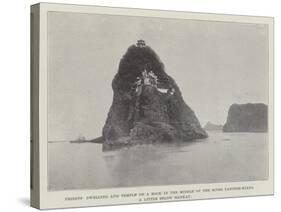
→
(48, 131, 268, 190)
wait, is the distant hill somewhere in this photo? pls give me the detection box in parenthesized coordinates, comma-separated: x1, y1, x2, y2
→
(223, 103, 268, 132)
(204, 122, 223, 131)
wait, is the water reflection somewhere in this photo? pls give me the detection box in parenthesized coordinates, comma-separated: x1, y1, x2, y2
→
(48, 132, 268, 190)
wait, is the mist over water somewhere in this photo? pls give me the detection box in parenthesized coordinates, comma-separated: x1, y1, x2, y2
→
(48, 131, 268, 190)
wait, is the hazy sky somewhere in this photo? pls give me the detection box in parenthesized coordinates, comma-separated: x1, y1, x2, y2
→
(48, 12, 268, 141)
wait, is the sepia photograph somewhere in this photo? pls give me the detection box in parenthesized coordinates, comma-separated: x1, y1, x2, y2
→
(46, 11, 270, 191)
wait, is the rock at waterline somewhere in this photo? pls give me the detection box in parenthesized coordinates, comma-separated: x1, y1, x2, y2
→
(102, 40, 207, 150)
(223, 103, 268, 132)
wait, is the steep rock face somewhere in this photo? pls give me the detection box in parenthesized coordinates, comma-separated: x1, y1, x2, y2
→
(102, 43, 207, 150)
(223, 103, 268, 132)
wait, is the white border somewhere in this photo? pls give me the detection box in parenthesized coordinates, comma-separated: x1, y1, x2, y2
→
(37, 3, 274, 209)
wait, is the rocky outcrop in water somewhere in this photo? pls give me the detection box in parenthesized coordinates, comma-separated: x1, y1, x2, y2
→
(223, 103, 268, 132)
(204, 122, 223, 131)
(102, 41, 207, 150)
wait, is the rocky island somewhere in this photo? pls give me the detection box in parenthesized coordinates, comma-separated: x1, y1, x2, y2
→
(102, 40, 207, 150)
(223, 103, 268, 132)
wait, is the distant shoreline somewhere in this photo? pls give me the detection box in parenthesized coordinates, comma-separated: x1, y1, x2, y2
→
(48, 132, 267, 145)
(48, 136, 104, 144)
